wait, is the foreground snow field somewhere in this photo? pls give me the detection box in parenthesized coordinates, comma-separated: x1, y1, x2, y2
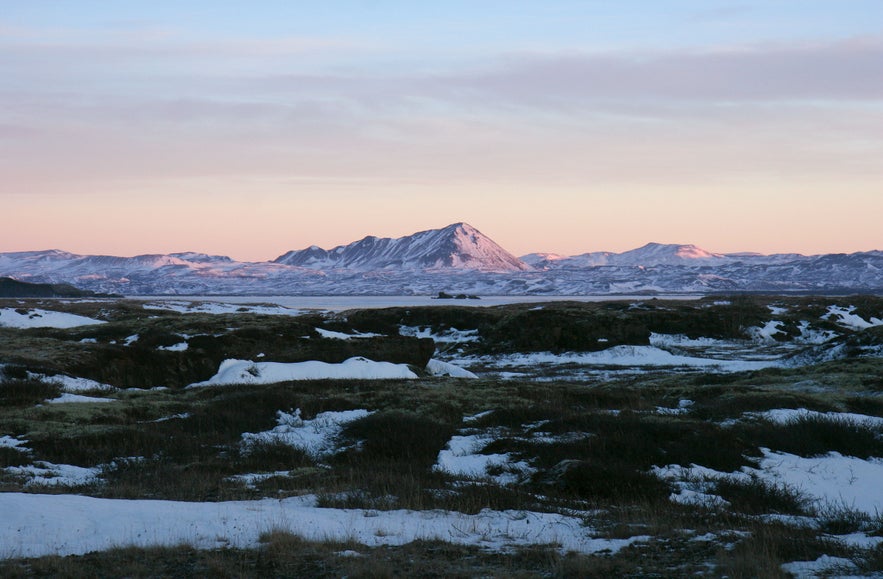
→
(3, 295, 883, 576)
(0, 493, 644, 559)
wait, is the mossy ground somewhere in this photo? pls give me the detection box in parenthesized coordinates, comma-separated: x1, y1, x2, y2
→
(2, 295, 883, 576)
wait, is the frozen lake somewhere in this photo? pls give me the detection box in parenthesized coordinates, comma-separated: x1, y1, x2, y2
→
(128, 295, 700, 311)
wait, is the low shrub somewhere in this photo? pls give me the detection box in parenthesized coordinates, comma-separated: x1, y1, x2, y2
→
(0, 364, 29, 380)
(28, 428, 180, 466)
(690, 388, 834, 421)
(736, 414, 883, 459)
(531, 413, 753, 473)
(718, 522, 848, 578)
(0, 446, 31, 468)
(816, 504, 874, 535)
(714, 476, 809, 516)
(236, 440, 312, 472)
(338, 411, 455, 465)
(0, 379, 61, 407)
(544, 460, 671, 503)
(100, 456, 241, 501)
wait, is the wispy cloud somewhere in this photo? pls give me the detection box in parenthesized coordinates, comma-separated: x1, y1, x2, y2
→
(424, 38, 883, 106)
(2, 15, 881, 257)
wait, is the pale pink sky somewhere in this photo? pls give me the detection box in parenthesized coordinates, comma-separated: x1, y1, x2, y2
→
(2, 2, 882, 261)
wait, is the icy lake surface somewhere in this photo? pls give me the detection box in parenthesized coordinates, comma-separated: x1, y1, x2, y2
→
(129, 294, 700, 311)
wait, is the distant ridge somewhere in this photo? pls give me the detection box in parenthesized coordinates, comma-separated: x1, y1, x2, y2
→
(0, 277, 96, 298)
(0, 225, 881, 295)
(523, 242, 726, 269)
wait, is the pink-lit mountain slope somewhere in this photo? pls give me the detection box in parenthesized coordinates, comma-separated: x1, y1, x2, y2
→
(274, 223, 531, 273)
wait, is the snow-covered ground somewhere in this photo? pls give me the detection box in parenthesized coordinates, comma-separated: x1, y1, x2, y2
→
(737, 408, 883, 429)
(3, 462, 101, 488)
(0, 308, 105, 329)
(0, 435, 27, 451)
(434, 433, 534, 485)
(655, 449, 883, 516)
(44, 393, 115, 404)
(241, 409, 371, 459)
(780, 555, 858, 578)
(745, 320, 785, 342)
(141, 301, 302, 316)
(648, 333, 730, 348)
(189, 357, 418, 387)
(823, 305, 883, 330)
(0, 493, 647, 559)
(400, 326, 480, 343)
(448, 317, 853, 379)
(315, 328, 383, 340)
(158, 342, 189, 352)
(459, 346, 782, 378)
(29, 373, 116, 393)
(425, 359, 478, 378)
(132, 295, 697, 311)
(795, 321, 838, 344)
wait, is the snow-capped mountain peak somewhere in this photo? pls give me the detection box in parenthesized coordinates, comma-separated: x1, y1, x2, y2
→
(275, 222, 531, 272)
(615, 242, 725, 266)
(522, 243, 724, 269)
(169, 252, 234, 264)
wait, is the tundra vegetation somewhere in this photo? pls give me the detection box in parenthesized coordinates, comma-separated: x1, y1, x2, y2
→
(1, 296, 883, 577)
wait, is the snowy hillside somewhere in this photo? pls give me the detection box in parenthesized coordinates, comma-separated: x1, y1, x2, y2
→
(525, 243, 726, 269)
(274, 223, 530, 272)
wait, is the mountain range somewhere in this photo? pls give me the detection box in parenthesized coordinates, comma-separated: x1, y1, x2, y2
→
(1, 222, 881, 295)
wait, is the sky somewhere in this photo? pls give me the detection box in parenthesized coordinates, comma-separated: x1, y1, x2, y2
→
(2, 1, 881, 261)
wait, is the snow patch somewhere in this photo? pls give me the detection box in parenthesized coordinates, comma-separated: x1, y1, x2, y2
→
(463, 410, 494, 423)
(45, 393, 115, 404)
(426, 359, 478, 378)
(158, 342, 188, 352)
(227, 471, 292, 489)
(0, 308, 105, 329)
(655, 449, 883, 516)
(823, 305, 883, 330)
(649, 333, 727, 348)
(740, 408, 883, 429)
(30, 373, 116, 393)
(467, 346, 780, 372)
(241, 409, 371, 459)
(400, 326, 479, 343)
(745, 320, 785, 342)
(655, 400, 693, 415)
(434, 416, 536, 485)
(754, 450, 883, 515)
(796, 321, 837, 344)
(0, 492, 648, 559)
(3, 462, 101, 487)
(0, 436, 28, 451)
(143, 301, 301, 316)
(780, 555, 856, 577)
(150, 412, 191, 423)
(190, 357, 418, 387)
(434, 434, 533, 484)
(315, 328, 382, 340)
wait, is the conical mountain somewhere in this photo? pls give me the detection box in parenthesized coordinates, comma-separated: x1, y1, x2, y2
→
(275, 222, 531, 272)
